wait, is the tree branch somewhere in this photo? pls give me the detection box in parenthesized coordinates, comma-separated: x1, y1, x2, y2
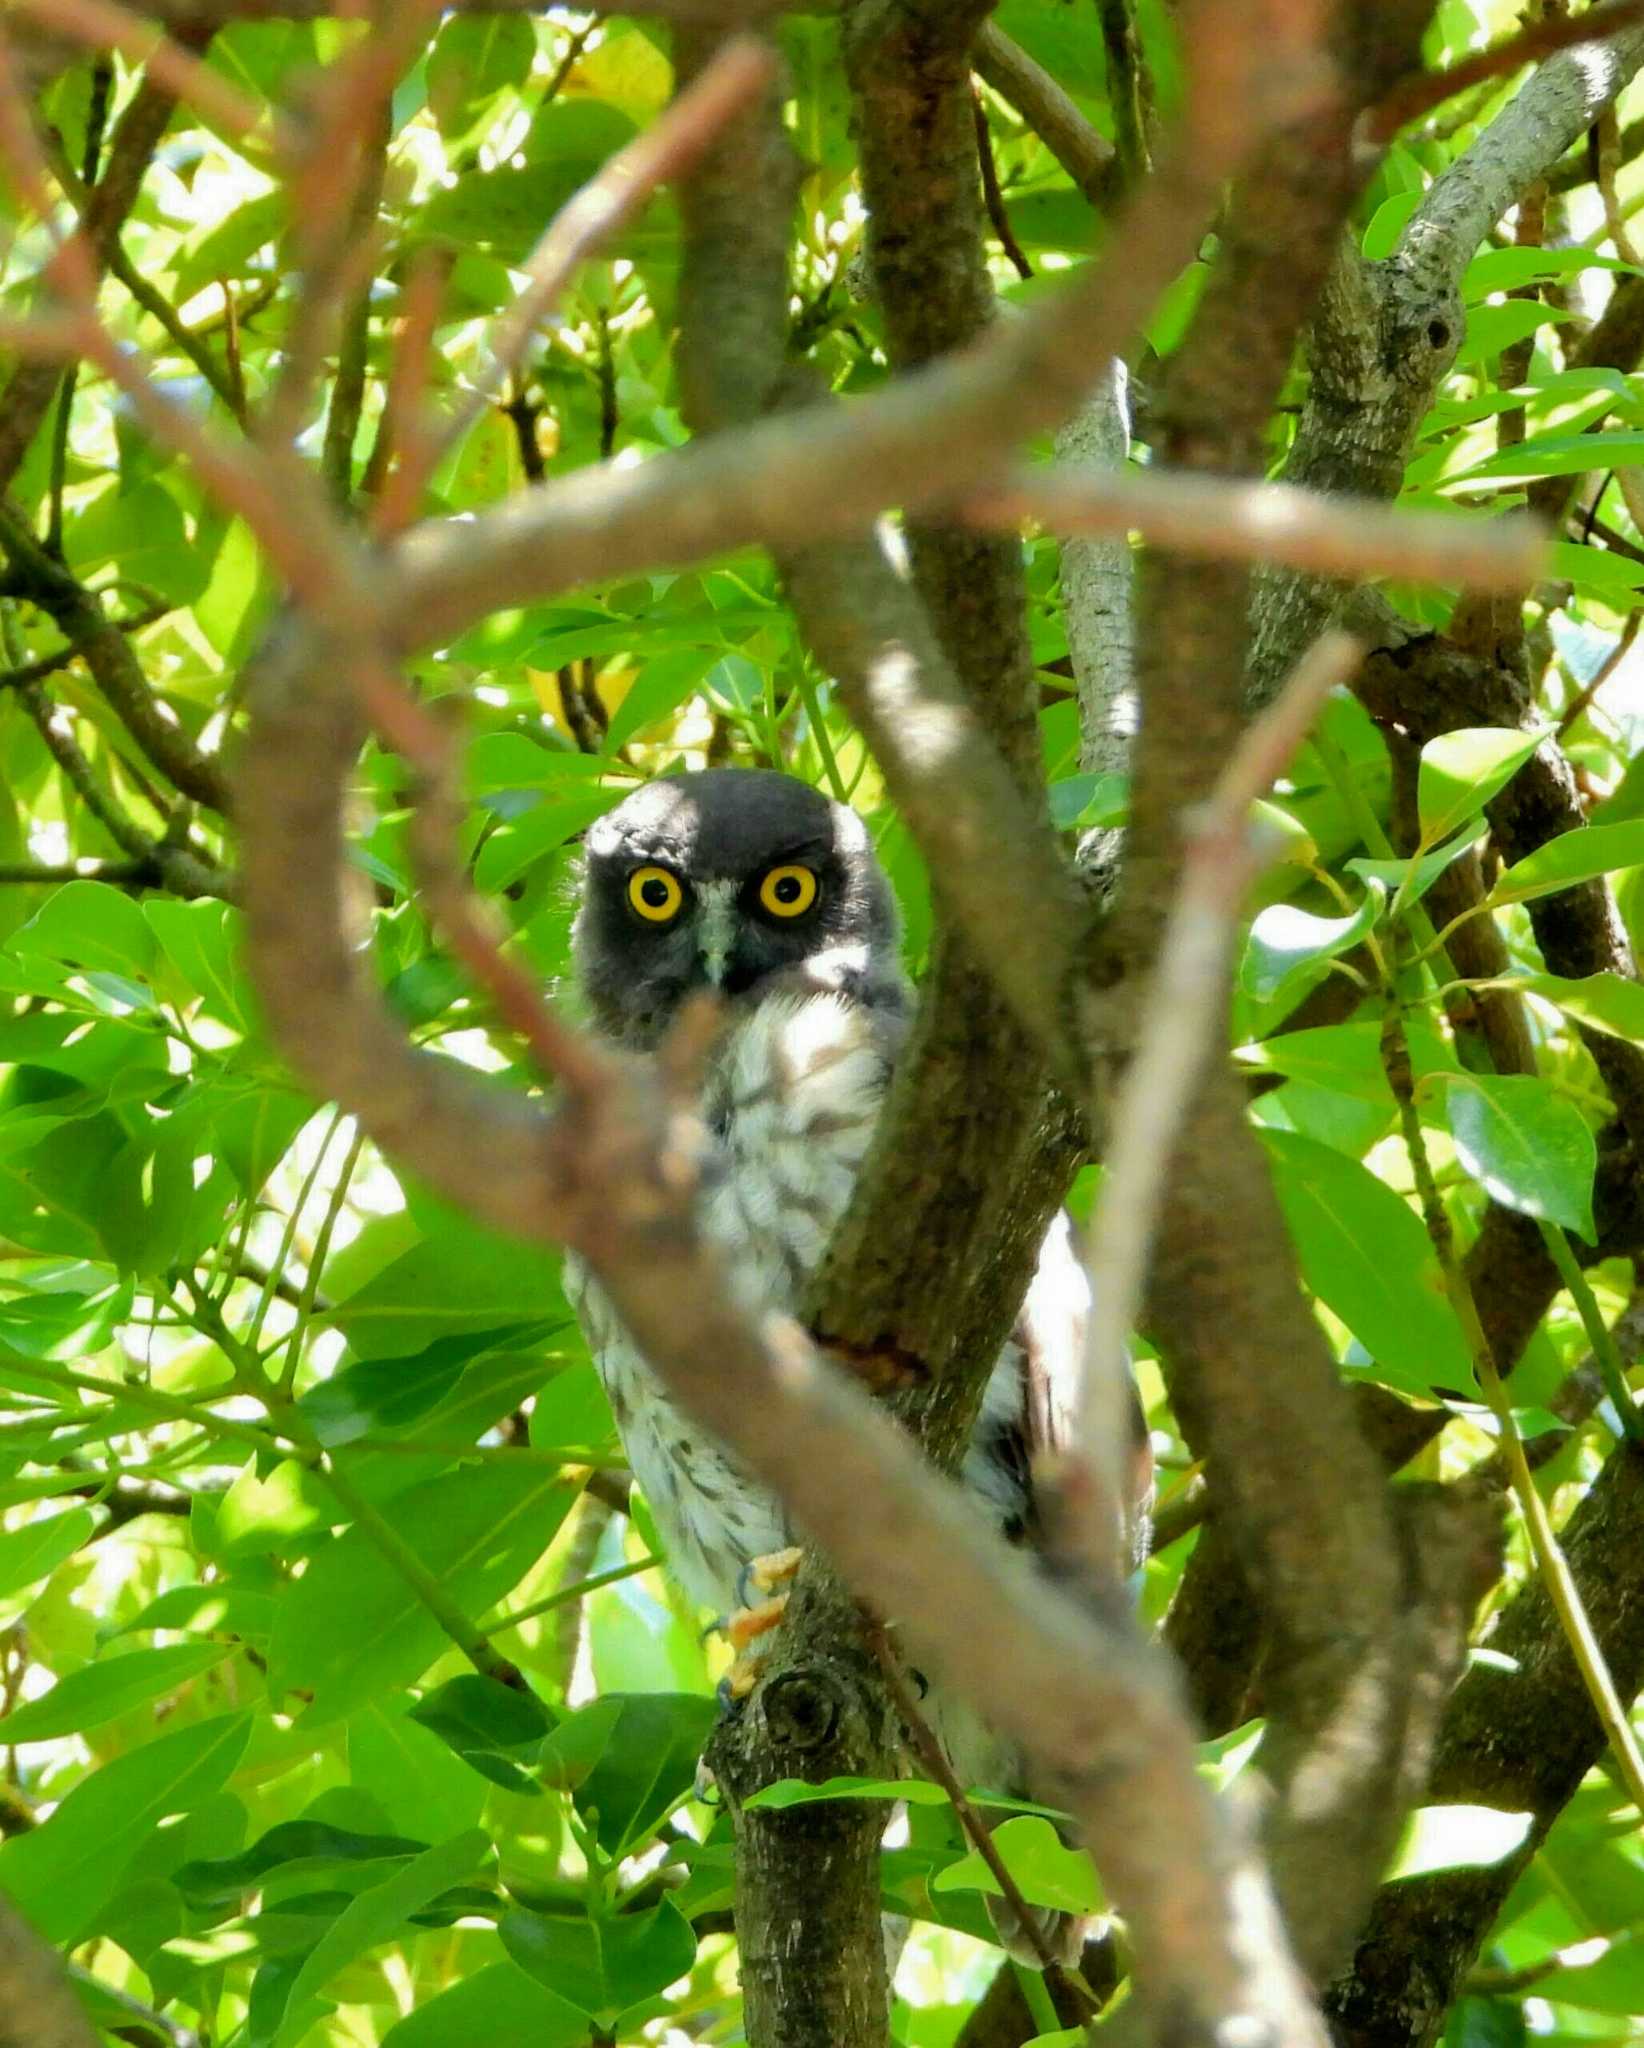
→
(973, 463, 1546, 590)
(972, 23, 1113, 207)
(1249, 22, 1644, 703)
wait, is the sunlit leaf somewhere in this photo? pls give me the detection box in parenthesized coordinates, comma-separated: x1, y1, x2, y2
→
(1416, 728, 1544, 848)
(0, 1642, 233, 1744)
(499, 1899, 697, 2022)
(1388, 1804, 1532, 1879)
(931, 1816, 1103, 1914)
(1444, 1075, 1596, 1239)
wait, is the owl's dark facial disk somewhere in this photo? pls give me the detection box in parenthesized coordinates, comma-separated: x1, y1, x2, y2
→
(572, 769, 905, 1047)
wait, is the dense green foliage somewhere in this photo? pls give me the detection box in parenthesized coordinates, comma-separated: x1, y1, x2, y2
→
(7, 0, 1644, 2043)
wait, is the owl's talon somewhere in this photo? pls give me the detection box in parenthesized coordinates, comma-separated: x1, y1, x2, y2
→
(734, 1545, 804, 1609)
(726, 1592, 789, 1650)
(719, 1653, 768, 1709)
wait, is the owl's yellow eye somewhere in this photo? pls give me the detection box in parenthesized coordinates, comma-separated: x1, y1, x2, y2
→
(627, 865, 684, 922)
(758, 864, 818, 918)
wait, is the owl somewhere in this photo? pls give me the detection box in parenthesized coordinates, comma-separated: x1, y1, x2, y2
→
(564, 767, 1146, 1963)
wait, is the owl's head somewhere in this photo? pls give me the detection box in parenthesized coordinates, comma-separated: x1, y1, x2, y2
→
(572, 769, 905, 1047)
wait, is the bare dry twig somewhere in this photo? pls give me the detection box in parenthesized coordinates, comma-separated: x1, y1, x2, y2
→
(405, 36, 779, 510)
(973, 467, 1548, 593)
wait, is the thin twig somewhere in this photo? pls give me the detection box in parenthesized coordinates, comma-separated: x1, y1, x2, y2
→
(106, 238, 244, 413)
(863, 1610, 1094, 2002)
(973, 86, 1032, 281)
(317, 1452, 521, 1685)
(243, 1107, 346, 1346)
(411, 35, 779, 497)
(1370, 0, 1644, 142)
(17, 677, 157, 858)
(480, 1550, 663, 1635)
(277, 1122, 365, 1397)
(262, 3, 429, 455)
(1597, 103, 1643, 266)
(399, 690, 619, 1096)
(1537, 1221, 1644, 1446)
(370, 248, 451, 536)
(1557, 608, 1639, 737)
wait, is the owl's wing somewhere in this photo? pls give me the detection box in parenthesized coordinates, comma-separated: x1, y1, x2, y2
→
(992, 1210, 1154, 1567)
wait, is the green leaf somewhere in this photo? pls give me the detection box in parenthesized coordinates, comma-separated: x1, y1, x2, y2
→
(1362, 189, 1423, 259)
(1444, 1075, 1596, 1239)
(471, 788, 625, 892)
(297, 1332, 507, 1446)
(330, 1200, 567, 1358)
(602, 648, 716, 752)
(0, 1277, 131, 1360)
(0, 1711, 251, 1940)
(175, 1820, 433, 1909)
(0, 1506, 94, 1599)
(0, 1642, 233, 1743)
(408, 1674, 553, 1796)
(1521, 970, 1644, 1043)
(12, 882, 157, 980)
(1387, 1804, 1532, 1879)
(1532, 1935, 1644, 2016)
(217, 1457, 334, 1556)
(380, 1961, 589, 2048)
(537, 1695, 625, 1791)
(931, 1815, 1103, 1915)
(1240, 892, 1379, 1005)
(144, 899, 255, 1033)
(1491, 821, 1644, 904)
(744, 1775, 961, 1810)
(1345, 819, 1484, 911)
(64, 479, 211, 606)
(272, 1830, 494, 2047)
(416, 112, 643, 266)
(1464, 246, 1629, 295)
(1452, 429, 1644, 484)
(1416, 728, 1544, 848)
(427, 15, 536, 137)
(1261, 1129, 1474, 1396)
(266, 1463, 577, 1723)
(1238, 1016, 1457, 1104)
(498, 1899, 697, 2023)
(118, 1582, 276, 1643)
(571, 1692, 720, 1857)
(213, 1088, 315, 1196)
(1454, 301, 1572, 369)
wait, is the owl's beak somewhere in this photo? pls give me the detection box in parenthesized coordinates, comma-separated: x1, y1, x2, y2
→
(695, 882, 738, 987)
